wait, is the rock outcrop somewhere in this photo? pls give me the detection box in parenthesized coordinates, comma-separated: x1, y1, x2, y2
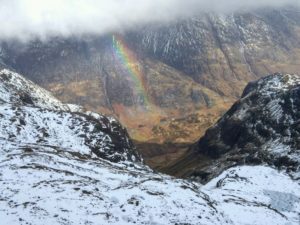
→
(170, 74, 300, 182)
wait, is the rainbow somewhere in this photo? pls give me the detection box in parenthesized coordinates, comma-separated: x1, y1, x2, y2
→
(111, 34, 150, 109)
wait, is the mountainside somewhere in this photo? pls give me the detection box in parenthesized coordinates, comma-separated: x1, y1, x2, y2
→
(0, 69, 139, 163)
(128, 9, 300, 96)
(1, 7, 300, 168)
(0, 69, 299, 225)
(168, 73, 300, 183)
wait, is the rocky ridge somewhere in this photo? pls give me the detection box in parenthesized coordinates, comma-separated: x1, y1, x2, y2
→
(0, 69, 139, 163)
(169, 73, 300, 183)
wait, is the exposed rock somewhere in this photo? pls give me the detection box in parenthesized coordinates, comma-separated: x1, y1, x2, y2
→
(173, 74, 300, 182)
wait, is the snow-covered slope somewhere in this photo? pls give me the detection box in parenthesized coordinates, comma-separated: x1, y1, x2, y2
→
(0, 141, 226, 225)
(0, 69, 140, 163)
(0, 69, 299, 225)
(1, 143, 299, 225)
(0, 69, 68, 110)
(204, 166, 300, 225)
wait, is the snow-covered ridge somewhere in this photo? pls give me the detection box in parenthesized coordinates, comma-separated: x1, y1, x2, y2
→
(0, 69, 69, 111)
(0, 104, 138, 163)
(0, 69, 140, 163)
(242, 73, 300, 97)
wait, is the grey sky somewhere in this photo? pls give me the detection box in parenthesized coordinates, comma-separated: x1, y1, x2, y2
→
(0, 0, 298, 41)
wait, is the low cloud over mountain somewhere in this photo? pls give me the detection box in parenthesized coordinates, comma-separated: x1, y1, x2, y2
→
(0, 0, 299, 41)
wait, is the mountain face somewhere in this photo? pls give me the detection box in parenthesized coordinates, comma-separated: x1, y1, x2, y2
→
(1, 37, 227, 145)
(128, 9, 300, 96)
(168, 73, 300, 183)
(0, 69, 299, 225)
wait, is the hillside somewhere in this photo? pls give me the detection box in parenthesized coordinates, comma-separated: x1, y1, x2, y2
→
(167, 73, 300, 184)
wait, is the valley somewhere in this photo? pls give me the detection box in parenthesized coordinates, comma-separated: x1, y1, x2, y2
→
(2, 8, 300, 170)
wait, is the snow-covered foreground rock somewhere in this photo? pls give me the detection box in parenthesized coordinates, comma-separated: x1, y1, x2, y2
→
(1, 145, 299, 225)
(0, 142, 225, 225)
(0, 69, 299, 225)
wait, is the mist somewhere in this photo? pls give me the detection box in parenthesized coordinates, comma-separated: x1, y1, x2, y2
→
(0, 0, 299, 42)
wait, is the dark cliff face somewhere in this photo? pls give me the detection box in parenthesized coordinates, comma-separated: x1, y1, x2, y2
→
(178, 74, 300, 182)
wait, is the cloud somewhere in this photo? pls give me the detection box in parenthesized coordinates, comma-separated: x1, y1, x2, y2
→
(0, 0, 298, 42)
